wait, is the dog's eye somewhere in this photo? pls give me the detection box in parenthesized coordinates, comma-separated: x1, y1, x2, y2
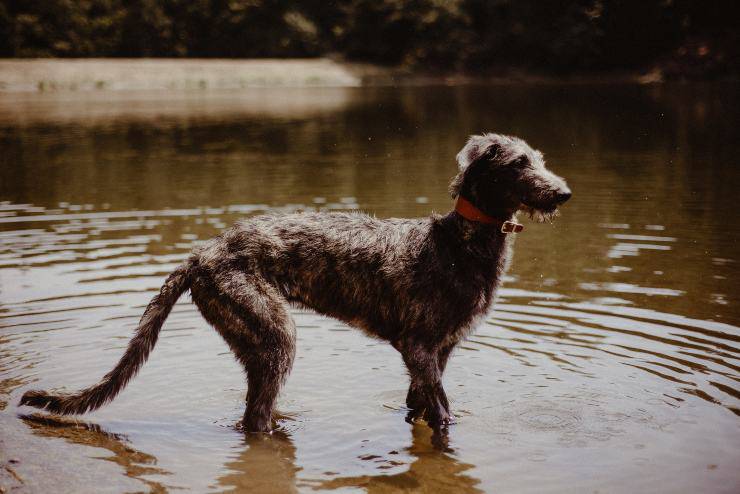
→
(512, 156, 528, 167)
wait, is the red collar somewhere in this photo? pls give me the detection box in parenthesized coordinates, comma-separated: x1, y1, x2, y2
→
(454, 196, 524, 234)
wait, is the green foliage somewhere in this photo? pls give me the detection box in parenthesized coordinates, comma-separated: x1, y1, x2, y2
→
(0, 0, 736, 75)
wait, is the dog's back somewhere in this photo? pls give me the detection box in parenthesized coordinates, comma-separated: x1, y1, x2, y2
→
(197, 212, 433, 339)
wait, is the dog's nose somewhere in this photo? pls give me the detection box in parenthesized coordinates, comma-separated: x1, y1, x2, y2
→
(556, 189, 572, 203)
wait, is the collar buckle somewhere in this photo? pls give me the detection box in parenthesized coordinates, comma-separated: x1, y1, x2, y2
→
(501, 221, 524, 234)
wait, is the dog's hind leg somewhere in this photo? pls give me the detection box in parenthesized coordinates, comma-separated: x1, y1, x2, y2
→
(191, 269, 296, 433)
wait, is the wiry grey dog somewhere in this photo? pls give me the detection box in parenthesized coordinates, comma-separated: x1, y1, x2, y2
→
(21, 133, 571, 432)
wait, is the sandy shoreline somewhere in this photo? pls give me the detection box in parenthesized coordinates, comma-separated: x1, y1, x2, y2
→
(0, 58, 374, 92)
(0, 58, 663, 93)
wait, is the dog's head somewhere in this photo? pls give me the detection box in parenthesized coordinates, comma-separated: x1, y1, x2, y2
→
(450, 133, 571, 221)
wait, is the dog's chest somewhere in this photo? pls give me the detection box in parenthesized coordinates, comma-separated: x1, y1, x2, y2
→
(445, 238, 510, 335)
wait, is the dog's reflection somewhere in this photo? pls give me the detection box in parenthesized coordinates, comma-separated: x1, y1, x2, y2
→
(218, 423, 481, 493)
(218, 428, 301, 493)
(307, 425, 482, 493)
(21, 414, 481, 493)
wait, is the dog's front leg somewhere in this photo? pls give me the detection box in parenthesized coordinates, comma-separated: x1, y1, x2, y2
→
(401, 341, 457, 424)
(405, 384, 425, 417)
(401, 342, 452, 428)
(437, 342, 456, 374)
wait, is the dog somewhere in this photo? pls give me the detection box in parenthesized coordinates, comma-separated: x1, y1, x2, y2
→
(20, 133, 571, 432)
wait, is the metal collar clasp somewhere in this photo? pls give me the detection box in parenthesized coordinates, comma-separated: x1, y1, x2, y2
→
(501, 221, 524, 234)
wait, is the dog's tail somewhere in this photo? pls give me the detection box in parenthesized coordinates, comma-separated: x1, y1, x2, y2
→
(20, 259, 195, 415)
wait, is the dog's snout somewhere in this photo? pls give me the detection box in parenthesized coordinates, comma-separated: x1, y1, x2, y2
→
(556, 189, 572, 203)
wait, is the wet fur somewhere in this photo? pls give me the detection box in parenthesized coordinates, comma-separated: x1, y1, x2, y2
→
(20, 133, 570, 432)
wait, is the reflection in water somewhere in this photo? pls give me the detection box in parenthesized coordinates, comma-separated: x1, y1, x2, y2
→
(309, 425, 481, 494)
(20, 414, 169, 493)
(219, 429, 300, 493)
(1, 84, 739, 492)
(0, 89, 358, 125)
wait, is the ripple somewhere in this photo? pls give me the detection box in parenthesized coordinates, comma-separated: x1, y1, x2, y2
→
(517, 407, 582, 431)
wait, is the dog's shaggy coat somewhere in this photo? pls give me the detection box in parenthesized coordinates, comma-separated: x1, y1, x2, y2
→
(21, 133, 571, 432)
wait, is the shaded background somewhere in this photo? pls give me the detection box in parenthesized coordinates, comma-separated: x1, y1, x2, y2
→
(1, 0, 738, 78)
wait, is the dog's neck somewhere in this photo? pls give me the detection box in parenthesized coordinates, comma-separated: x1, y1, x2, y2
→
(453, 195, 523, 234)
(436, 208, 514, 295)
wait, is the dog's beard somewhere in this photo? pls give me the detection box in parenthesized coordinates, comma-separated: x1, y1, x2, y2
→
(520, 204, 560, 223)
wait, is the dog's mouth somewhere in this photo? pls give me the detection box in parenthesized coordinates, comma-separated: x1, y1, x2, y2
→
(519, 189, 570, 223)
(519, 201, 561, 223)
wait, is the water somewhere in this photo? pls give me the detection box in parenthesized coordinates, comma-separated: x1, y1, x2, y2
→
(0, 84, 738, 493)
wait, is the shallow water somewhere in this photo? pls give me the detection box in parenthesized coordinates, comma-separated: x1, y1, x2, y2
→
(0, 84, 739, 493)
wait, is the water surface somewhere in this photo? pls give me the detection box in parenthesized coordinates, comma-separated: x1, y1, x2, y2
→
(0, 84, 739, 493)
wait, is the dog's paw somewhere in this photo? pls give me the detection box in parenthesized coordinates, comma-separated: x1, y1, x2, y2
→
(424, 406, 456, 428)
(239, 415, 274, 433)
(437, 415, 457, 426)
(404, 407, 425, 424)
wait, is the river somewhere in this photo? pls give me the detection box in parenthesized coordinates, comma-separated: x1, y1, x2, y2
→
(0, 83, 738, 493)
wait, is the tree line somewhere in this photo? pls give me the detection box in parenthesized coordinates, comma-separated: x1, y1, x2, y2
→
(0, 1, 736, 77)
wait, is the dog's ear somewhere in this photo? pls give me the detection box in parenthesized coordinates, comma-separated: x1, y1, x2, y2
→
(449, 136, 500, 198)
